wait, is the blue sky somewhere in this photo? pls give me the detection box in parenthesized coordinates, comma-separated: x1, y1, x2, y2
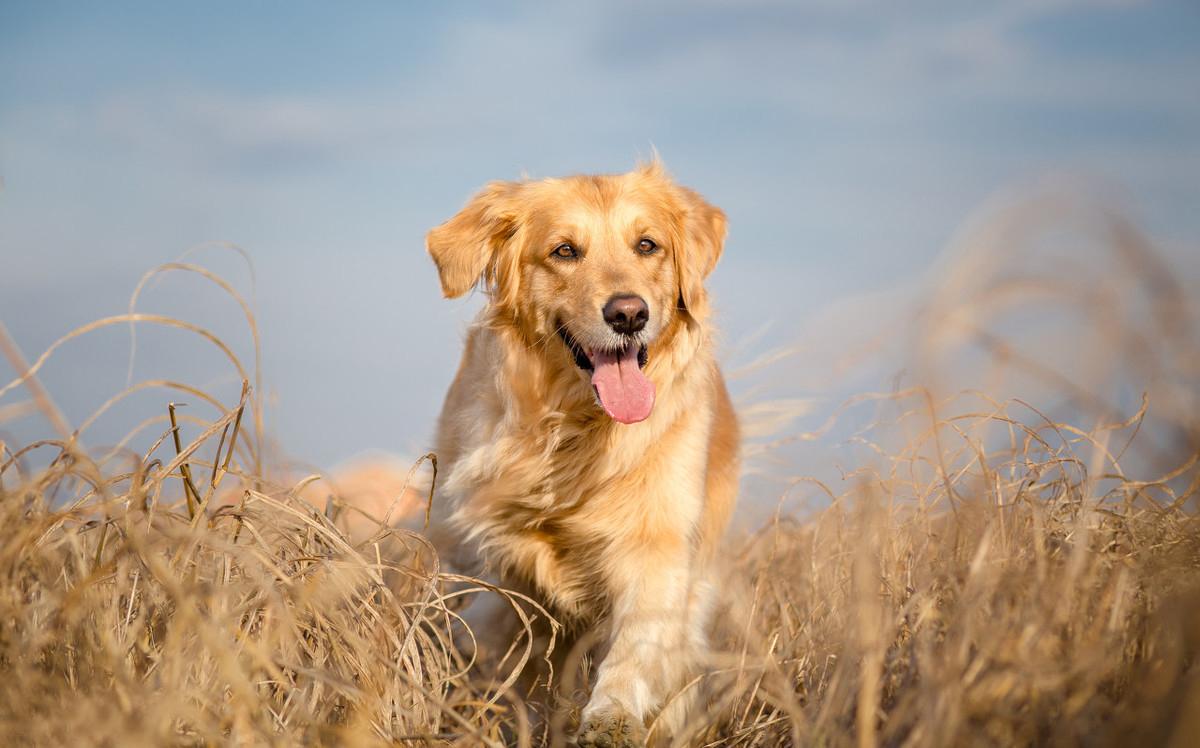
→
(1, 1, 1198, 467)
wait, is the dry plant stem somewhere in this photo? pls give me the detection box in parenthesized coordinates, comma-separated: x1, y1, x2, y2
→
(204, 379, 249, 503)
(168, 402, 202, 519)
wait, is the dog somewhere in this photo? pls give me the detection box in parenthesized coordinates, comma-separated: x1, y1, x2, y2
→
(424, 160, 739, 746)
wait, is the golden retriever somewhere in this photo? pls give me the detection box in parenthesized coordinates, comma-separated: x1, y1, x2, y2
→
(424, 160, 739, 746)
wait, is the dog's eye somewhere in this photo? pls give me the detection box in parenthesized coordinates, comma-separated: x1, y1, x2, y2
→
(551, 243, 579, 259)
(637, 238, 658, 255)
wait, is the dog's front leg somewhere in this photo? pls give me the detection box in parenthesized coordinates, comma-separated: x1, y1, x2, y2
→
(577, 538, 706, 747)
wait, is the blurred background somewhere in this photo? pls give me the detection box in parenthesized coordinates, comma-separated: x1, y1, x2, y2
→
(1, 1, 1197, 477)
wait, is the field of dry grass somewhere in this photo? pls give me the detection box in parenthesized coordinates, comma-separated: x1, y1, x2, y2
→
(1, 199, 1197, 746)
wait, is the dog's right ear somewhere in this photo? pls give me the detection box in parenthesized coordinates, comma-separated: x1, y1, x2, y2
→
(426, 181, 523, 299)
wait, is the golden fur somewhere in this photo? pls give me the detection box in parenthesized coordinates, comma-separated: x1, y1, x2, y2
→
(425, 161, 739, 746)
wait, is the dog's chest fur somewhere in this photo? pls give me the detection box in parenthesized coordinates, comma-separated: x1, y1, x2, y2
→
(436, 326, 712, 620)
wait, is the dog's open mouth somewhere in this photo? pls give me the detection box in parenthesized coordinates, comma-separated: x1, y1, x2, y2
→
(558, 327, 654, 425)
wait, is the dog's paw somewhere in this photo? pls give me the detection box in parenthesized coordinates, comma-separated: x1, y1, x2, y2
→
(576, 709, 646, 748)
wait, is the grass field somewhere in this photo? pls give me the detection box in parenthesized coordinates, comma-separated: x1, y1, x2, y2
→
(1, 204, 1197, 746)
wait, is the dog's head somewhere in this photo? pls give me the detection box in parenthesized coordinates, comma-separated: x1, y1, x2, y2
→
(426, 161, 726, 425)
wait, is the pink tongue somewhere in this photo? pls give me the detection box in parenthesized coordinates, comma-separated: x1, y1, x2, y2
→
(589, 345, 655, 424)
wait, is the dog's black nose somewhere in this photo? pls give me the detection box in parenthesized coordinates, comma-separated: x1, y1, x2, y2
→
(603, 295, 649, 335)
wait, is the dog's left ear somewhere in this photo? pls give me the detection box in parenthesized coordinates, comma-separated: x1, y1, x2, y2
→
(426, 181, 523, 299)
(674, 186, 728, 321)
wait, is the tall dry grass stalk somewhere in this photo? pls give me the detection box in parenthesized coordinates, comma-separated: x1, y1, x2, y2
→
(1, 200, 1197, 746)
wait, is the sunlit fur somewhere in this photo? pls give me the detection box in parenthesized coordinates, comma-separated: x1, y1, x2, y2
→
(425, 161, 740, 742)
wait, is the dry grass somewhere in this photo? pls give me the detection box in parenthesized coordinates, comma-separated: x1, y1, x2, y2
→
(701, 391, 1200, 747)
(1, 197, 1197, 746)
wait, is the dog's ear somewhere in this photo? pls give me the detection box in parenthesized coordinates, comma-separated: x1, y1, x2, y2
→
(674, 186, 727, 320)
(426, 181, 523, 299)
